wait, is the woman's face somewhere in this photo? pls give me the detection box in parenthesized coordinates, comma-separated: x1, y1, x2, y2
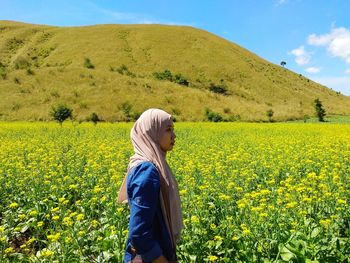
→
(159, 120, 176, 152)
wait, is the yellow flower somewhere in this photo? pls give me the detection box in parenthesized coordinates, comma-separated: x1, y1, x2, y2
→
(70, 212, 78, 217)
(76, 213, 84, 221)
(179, 189, 187, 195)
(9, 202, 18, 209)
(18, 214, 26, 221)
(243, 229, 251, 235)
(302, 197, 312, 203)
(214, 235, 222, 241)
(259, 212, 268, 218)
(37, 221, 44, 227)
(63, 216, 73, 227)
(231, 236, 239, 241)
(40, 248, 54, 257)
(191, 215, 200, 223)
(320, 219, 331, 228)
(93, 185, 103, 193)
(4, 247, 15, 254)
(29, 210, 38, 217)
(219, 193, 231, 201)
(208, 255, 218, 261)
(51, 207, 60, 213)
(52, 215, 60, 221)
(210, 223, 217, 230)
(69, 184, 78, 190)
(91, 220, 99, 228)
(286, 201, 297, 209)
(27, 237, 36, 244)
(47, 233, 61, 242)
(337, 199, 346, 205)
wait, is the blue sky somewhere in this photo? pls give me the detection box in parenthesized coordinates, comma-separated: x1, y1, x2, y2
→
(1, 0, 350, 95)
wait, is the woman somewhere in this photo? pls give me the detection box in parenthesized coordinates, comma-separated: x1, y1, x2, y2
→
(118, 109, 183, 263)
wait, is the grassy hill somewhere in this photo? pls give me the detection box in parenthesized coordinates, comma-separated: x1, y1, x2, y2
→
(1, 20, 350, 122)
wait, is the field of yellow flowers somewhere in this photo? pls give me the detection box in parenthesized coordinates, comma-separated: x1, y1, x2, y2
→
(0, 122, 349, 262)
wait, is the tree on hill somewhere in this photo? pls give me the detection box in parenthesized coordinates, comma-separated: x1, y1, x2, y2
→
(280, 61, 286, 67)
(314, 98, 326, 122)
(266, 109, 274, 122)
(50, 104, 73, 125)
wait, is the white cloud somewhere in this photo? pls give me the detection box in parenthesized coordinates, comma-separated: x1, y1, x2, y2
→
(308, 27, 350, 64)
(345, 69, 350, 74)
(289, 46, 311, 65)
(306, 67, 321, 74)
(310, 76, 350, 95)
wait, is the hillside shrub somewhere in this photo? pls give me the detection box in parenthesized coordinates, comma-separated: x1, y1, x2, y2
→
(204, 108, 223, 122)
(153, 70, 190, 86)
(153, 69, 173, 81)
(7, 37, 24, 51)
(209, 82, 228, 95)
(84, 58, 95, 69)
(173, 74, 189, 86)
(50, 104, 73, 125)
(116, 64, 136, 77)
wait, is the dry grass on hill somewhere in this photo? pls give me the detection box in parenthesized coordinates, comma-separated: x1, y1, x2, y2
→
(1, 20, 349, 121)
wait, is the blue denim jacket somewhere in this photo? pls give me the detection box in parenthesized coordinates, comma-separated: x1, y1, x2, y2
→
(124, 162, 174, 263)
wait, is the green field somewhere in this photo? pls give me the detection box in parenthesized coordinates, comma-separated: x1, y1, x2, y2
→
(1, 122, 350, 262)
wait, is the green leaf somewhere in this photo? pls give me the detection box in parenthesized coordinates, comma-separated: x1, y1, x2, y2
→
(21, 225, 29, 233)
(279, 244, 296, 261)
(311, 227, 320, 238)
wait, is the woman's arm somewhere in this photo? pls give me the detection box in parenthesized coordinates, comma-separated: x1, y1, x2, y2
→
(128, 163, 165, 262)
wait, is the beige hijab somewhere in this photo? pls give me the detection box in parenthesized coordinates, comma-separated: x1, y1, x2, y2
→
(118, 108, 183, 250)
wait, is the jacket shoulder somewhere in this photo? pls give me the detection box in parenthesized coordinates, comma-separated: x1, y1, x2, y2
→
(128, 161, 160, 184)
